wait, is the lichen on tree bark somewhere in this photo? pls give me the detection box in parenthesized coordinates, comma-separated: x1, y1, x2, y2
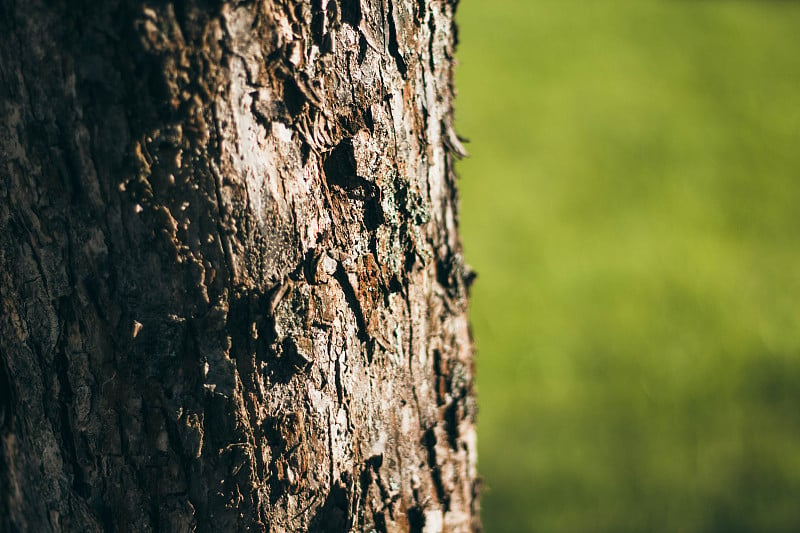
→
(0, 0, 478, 531)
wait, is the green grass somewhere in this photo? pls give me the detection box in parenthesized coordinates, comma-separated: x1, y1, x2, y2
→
(454, 1, 800, 531)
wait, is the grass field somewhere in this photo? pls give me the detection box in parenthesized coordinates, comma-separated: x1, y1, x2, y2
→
(453, 1, 800, 531)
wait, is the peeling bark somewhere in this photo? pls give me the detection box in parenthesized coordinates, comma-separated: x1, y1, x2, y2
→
(0, 0, 478, 531)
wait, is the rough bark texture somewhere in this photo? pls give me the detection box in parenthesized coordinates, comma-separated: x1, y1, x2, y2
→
(0, 0, 477, 531)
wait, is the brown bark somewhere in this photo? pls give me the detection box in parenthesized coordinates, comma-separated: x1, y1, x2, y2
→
(0, 0, 477, 531)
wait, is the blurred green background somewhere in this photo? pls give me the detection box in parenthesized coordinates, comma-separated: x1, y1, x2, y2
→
(453, 0, 800, 531)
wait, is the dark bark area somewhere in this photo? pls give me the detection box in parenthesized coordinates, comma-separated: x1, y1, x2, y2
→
(0, 0, 477, 531)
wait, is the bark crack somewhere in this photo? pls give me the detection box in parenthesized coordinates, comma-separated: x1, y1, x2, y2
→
(332, 261, 371, 354)
(385, 0, 408, 77)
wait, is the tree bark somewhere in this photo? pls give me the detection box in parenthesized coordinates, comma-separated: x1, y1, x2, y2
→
(0, 0, 477, 531)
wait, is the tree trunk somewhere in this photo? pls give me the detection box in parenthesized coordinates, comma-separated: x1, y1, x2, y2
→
(0, 0, 477, 531)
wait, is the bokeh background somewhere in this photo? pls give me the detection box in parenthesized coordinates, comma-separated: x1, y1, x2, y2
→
(453, 1, 800, 531)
